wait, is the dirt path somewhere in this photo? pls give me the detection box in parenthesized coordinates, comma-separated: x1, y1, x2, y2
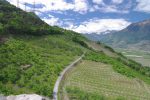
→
(53, 54, 85, 100)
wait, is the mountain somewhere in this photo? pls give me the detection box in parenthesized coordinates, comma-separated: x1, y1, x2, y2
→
(98, 19, 150, 51)
(84, 33, 104, 41)
(1, 0, 150, 99)
(84, 30, 117, 42)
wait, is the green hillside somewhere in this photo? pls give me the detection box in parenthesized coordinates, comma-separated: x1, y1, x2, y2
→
(0, 0, 87, 97)
(1, 0, 150, 99)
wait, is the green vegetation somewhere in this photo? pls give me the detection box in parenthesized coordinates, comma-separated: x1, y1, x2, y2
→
(59, 49, 150, 99)
(85, 51, 150, 83)
(66, 87, 105, 100)
(0, 0, 68, 36)
(73, 36, 89, 48)
(0, 34, 84, 97)
(0, 0, 87, 97)
(61, 60, 150, 100)
(97, 41, 115, 53)
(1, 0, 150, 99)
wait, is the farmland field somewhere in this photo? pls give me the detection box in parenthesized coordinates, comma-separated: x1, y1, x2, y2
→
(59, 60, 150, 100)
(116, 48, 150, 67)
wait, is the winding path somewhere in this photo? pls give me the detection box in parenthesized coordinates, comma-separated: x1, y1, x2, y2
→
(53, 54, 85, 100)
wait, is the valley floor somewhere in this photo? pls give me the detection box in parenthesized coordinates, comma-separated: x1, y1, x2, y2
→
(116, 48, 150, 67)
(59, 60, 150, 100)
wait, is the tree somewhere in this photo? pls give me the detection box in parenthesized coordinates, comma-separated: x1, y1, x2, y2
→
(0, 23, 4, 34)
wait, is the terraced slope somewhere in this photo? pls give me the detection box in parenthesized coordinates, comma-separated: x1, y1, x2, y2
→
(61, 60, 150, 100)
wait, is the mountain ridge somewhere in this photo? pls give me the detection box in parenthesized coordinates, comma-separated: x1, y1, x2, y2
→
(85, 18, 150, 51)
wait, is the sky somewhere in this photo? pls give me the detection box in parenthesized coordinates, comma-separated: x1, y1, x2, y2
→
(7, 0, 150, 34)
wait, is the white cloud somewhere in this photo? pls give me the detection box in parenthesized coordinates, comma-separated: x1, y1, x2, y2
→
(135, 0, 150, 13)
(89, 5, 99, 12)
(112, 0, 124, 4)
(90, 5, 129, 13)
(93, 0, 104, 5)
(64, 22, 75, 29)
(42, 15, 62, 26)
(39, 0, 74, 12)
(7, 0, 89, 14)
(42, 18, 58, 26)
(6, 0, 131, 32)
(90, 0, 129, 14)
(74, 0, 89, 14)
(7, 0, 32, 11)
(93, 0, 123, 5)
(100, 6, 129, 13)
(68, 18, 131, 34)
(7, 0, 130, 14)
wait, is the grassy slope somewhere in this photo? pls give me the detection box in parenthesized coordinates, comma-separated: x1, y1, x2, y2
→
(0, 0, 87, 97)
(86, 41, 118, 57)
(0, 33, 86, 97)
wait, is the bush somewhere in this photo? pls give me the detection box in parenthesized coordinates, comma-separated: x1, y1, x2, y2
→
(72, 36, 89, 48)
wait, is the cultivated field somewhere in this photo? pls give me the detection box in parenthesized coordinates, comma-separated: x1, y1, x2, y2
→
(60, 60, 150, 100)
(116, 48, 150, 67)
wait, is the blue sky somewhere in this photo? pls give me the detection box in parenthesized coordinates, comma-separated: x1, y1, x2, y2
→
(7, 0, 150, 34)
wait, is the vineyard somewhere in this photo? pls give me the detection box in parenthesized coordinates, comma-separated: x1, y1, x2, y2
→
(60, 60, 150, 100)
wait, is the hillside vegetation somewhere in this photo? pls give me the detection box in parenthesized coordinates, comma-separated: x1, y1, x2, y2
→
(0, 34, 85, 97)
(0, 0, 87, 97)
(1, 0, 150, 99)
(85, 51, 150, 83)
(60, 52, 150, 100)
